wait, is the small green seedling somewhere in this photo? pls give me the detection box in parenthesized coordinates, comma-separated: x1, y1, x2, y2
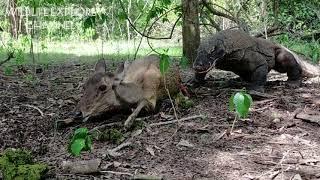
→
(228, 90, 253, 132)
(229, 90, 253, 118)
(68, 128, 92, 156)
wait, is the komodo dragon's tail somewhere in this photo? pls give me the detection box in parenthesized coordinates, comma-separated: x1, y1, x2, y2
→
(281, 45, 320, 78)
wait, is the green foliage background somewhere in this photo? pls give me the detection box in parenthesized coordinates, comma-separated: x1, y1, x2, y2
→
(0, 0, 319, 67)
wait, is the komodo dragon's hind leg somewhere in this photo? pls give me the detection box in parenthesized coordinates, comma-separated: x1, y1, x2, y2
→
(275, 48, 302, 88)
(248, 63, 268, 93)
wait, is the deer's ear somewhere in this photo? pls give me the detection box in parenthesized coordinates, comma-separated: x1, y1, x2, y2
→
(94, 59, 106, 73)
(113, 61, 130, 86)
(115, 61, 129, 74)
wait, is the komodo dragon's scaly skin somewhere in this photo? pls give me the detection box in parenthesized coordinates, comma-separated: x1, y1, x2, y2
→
(193, 29, 303, 92)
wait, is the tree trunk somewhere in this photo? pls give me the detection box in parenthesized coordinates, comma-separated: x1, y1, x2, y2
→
(273, 0, 280, 25)
(182, 0, 200, 64)
(7, 0, 19, 38)
(6, 0, 27, 38)
(7, 0, 25, 38)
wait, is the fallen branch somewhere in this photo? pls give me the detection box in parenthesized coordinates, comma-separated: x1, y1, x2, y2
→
(89, 122, 123, 133)
(62, 159, 101, 174)
(247, 90, 277, 99)
(254, 26, 280, 37)
(99, 170, 133, 176)
(133, 174, 164, 180)
(106, 141, 132, 157)
(22, 104, 44, 116)
(149, 115, 205, 127)
(213, 130, 227, 142)
(295, 111, 320, 126)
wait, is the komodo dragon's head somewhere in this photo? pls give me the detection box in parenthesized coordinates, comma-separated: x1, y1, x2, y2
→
(193, 38, 226, 74)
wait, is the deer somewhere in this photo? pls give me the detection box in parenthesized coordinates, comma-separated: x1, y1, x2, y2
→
(74, 54, 182, 128)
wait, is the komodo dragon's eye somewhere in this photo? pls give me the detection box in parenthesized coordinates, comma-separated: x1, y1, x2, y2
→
(210, 47, 216, 54)
(207, 47, 216, 59)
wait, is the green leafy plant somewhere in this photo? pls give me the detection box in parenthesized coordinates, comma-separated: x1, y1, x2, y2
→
(228, 90, 253, 133)
(93, 128, 124, 144)
(175, 92, 194, 109)
(160, 53, 170, 75)
(0, 148, 48, 180)
(179, 56, 190, 69)
(4, 66, 13, 76)
(68, 128, 92, 156)
(229, 90, 253, 118)
(24, 74, 34, 82)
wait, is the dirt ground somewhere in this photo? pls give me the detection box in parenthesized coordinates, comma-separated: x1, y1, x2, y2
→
(1, 61, 320, 180)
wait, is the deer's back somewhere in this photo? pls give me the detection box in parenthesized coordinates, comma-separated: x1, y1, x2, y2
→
(122, 55, 180, 100)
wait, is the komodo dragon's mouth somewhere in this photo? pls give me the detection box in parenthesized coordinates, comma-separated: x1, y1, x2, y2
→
(193, 60, 217, 74)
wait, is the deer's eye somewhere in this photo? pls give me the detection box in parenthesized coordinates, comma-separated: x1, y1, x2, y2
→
(98, 84, 107, 91)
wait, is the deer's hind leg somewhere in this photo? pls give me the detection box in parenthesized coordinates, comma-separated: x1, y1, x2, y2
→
(124, 65, 161, 128)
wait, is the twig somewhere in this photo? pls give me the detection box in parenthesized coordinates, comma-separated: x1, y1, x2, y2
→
(164, 75, 179, 121)
(254, 98, 276, 105)
(229, 115, 238, 134)
(213, 130, 227, 142)
(118, 0, 180, 40)
(106, 141, 132, 157)
(89, 122, 123, 133)
(112, 141, 132, 152)
(202, 11, 221, 31)
(133, 0, 156, 60)
(201, 0, 237, 23)
(146, 16, 181, 55)
(99, 170, 133, 176)
(269, 170, 280, 179)
(133, 174, 164, 180)
(251, 106, 271, 112)
(254, 26, 280, 37)
(22, 104, 44, 116)
(146, 7, 181, 39)
(210, 3, 234, 16)
(256, 148, 297, 179)
(149, 115, 205, 127)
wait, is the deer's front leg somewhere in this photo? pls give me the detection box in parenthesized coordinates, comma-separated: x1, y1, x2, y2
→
(124, 99, 148, 128)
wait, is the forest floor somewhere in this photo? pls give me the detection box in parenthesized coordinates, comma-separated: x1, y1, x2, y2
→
(1, 60, 320, 180)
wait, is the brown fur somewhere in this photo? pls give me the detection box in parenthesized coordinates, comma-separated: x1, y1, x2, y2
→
(76, 54, 180, 127)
